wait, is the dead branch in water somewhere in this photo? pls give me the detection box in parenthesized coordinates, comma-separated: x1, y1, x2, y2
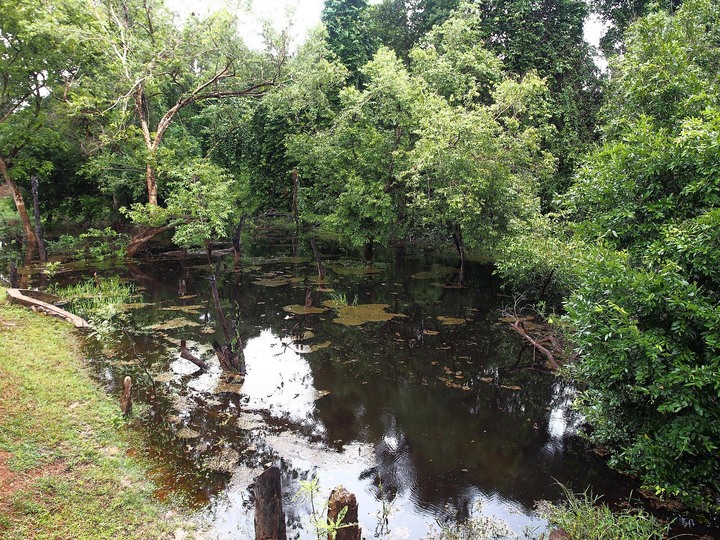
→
(501, 297, 570, 371)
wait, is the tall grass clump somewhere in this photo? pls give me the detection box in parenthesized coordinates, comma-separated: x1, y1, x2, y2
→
(537, 485, 669, 540)
(55, 277, 136, 337)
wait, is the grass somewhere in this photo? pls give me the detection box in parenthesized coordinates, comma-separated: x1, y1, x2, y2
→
(537, 485, 670, 540)
(0, 286, 199, 539)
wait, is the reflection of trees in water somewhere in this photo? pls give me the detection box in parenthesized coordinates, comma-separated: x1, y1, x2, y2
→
(79, 246, 632, 527)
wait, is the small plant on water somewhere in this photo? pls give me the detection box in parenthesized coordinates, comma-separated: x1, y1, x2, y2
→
(53, 276, 137, 340)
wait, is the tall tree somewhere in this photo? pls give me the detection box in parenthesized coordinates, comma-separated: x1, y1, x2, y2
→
(464, 0, 602, 198)
(561, 0, 720, 510)
(0, 0, 91, 257)
(89, 0, 283, 207)
(368, 0, 460, 61)
(321, 0, 376, 86)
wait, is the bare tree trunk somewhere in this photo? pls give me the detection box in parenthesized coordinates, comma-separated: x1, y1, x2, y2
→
(327, 486, 361, 540)
(209, 274, 246, 373)
(121, 376, 132, 417)
(0, 157, 37, 259)
(291, 168, 299, 233)
(452, 223, 465, 283)
(31, 176, 47, 262)
(232, 214, 246, 267)
(125, 225, 173, 257)
(254, 467, 286, 540)
(180, 340, 208, 371)
(310, 239, 326, 282)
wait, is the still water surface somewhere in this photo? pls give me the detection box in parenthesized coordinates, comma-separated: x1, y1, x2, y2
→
(66, 237, 643, 538)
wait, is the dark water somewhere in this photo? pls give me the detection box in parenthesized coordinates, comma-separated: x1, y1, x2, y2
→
(29, 236, 717, 538)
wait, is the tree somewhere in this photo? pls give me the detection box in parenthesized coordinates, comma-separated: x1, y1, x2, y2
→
(590, 0, 682, 56)
(88, 0, 283, 207)
(461, 0, 602, 198)
(321, 0, 377, 86)
(0, 0, 92, 258)
(561, 0, 720, 510)
(367, 0, 461, 62)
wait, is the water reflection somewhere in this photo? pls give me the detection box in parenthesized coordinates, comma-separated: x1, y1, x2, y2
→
(70, 241, 647, 538)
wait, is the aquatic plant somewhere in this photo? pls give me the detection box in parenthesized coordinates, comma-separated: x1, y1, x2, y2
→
(536, 485, 669, 540)
(54, 277, 137, 338)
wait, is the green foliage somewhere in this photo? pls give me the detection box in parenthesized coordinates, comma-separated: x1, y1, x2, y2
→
(49, 228, 128, 261)
(537, 485, 669, 540)
(321, 0, 377, 86)
(554, 0, 720, 511)
(55, 277, 136, 338)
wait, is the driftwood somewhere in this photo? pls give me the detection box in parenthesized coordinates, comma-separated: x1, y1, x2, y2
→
(254, 467, 287, 540)
(505, 315, 560, 371)
(180, 340, 208, 371)
(327, 486, 361, 540)
(120, 376, 132, 417)
(6, 288, 90, 329)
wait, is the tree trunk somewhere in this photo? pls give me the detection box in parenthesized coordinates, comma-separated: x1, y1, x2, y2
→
(452, 224, 465, 283)
(310, 239, 326, 282)
(180, 340, 208, 371)
(120, 376, 132, 417)
(254, 467, 287, 540)
(145, 162, 158, 206)
(125, 225, 173, 257)
(0, 157, 37, 258)
(31, 176, 47, 262)
(327, 486, 361, 540)
(291, 168, 299, 233)
(209, 274, 246, 374)
(232, 214, 246, 267)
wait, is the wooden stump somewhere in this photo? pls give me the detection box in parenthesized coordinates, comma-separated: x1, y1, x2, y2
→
(327, 486, 361, 540)
(254, 467, 286, 540)
(120, 376, 132, 417)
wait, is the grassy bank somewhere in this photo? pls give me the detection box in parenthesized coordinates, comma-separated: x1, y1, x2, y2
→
(0, 287, 198, 539)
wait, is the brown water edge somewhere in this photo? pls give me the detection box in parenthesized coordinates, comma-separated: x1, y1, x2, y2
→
(26, 236, 719, 538)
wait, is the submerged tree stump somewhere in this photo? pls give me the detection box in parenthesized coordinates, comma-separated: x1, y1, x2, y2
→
(327, 486, 361, 540)
(120, 376, 132, 417)
(254, 467, 286, 540)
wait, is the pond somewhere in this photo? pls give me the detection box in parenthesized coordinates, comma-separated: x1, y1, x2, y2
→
(22, 234, 708, 538)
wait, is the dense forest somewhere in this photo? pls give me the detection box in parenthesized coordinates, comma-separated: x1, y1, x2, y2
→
(1, 0, 718, 516)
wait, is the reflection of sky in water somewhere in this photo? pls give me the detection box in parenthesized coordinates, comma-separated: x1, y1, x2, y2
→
(243, 329, 326, 435)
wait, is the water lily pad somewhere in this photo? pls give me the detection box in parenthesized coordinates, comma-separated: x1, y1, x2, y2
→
(283, 304, 328, 315)
(329, 264, 382, 275)
(153, 372, 177, 383)
(325, 302, 406, 326)
(437, 316, 468, 325)
(253, 276, 291, 287)
(423, 329, 439, 336)
(121, 302, 153, 310)
(204, 448, 240, 472)
(161, 304, 203, 314)
(177, 427, 200, 439)
(291, 340, 332, 353)
(151, 318, 202, 330)
(411, 265, 457, 280)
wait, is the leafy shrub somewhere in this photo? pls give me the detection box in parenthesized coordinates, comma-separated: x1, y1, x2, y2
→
(49, 227, 128, 260)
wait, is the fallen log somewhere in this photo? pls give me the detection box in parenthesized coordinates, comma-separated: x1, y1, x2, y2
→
(6, 288, 90, 329)
(508, 319, 560, 371)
